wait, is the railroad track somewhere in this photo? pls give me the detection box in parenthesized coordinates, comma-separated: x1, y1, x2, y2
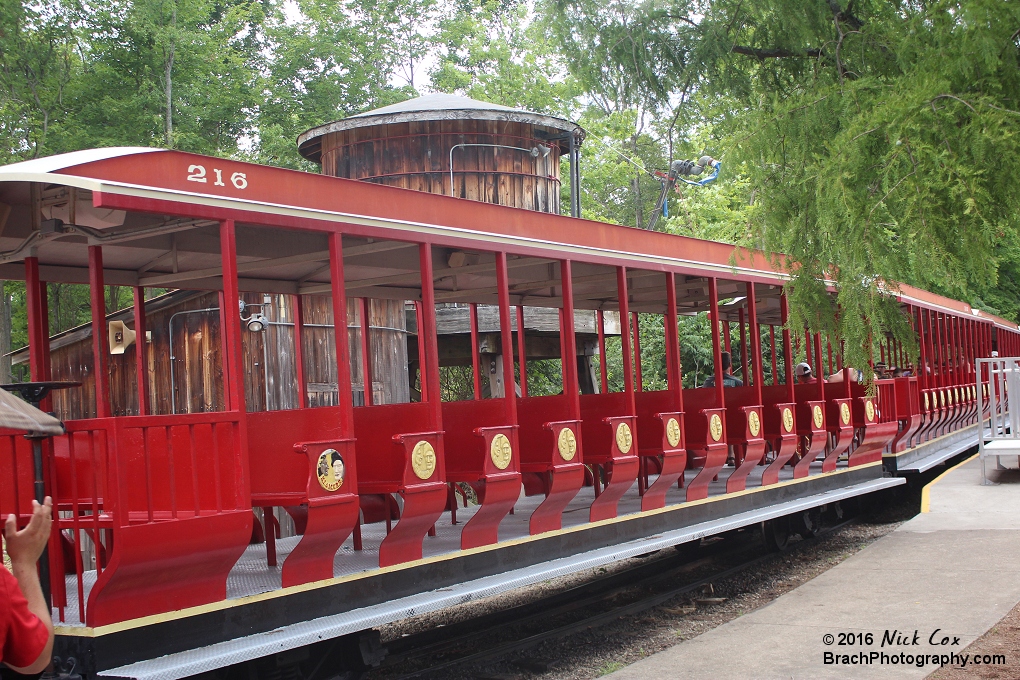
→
(372, 517, 857, 680)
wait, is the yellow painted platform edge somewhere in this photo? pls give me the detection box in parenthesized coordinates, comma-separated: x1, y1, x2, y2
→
(920, 453, 978, 513)
(55, 460, 881, 637)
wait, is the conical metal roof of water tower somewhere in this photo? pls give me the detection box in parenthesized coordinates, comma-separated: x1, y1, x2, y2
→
(297, 93, 584, 162)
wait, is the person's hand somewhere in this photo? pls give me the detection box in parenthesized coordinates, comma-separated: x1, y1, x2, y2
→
(4, 497, 52, 569)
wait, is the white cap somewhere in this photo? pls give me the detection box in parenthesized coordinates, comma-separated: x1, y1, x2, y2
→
(795, 362, 812, 376)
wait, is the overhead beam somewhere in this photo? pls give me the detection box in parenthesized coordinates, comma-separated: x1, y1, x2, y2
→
(139, 250, 331, 287)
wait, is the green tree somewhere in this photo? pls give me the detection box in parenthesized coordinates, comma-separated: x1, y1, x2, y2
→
(0, 1, 76, 161)
(543, 0, 1020, 370)
(249, 0, 413, 169)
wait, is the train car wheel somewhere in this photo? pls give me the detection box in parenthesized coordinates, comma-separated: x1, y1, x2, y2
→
(793, 508, 823, 538)
(762, 517, 790, 551)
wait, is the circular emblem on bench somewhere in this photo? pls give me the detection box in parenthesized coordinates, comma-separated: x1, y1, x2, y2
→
(953, 388, 959, 404)
(840, 402, 851, 425)
(557, 428, 577, 461)
(865, 400, 876, 422)
(812, 405, 823, 429)
(411, 440, 437, 480)
(782, 407, 793, 433)
(615, 422, 633, 454)
(316, 449, 345, 492)
(924, 392, 930, 411)
(709, 414, 723, 442)
(940, 391, 946, 407)
(666, 417, 682, 448)
(748, 411, 761, 437)
(490, 433, 513, 471)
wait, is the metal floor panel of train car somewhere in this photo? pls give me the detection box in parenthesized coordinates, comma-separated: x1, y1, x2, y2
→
(884, 423, 981, 473)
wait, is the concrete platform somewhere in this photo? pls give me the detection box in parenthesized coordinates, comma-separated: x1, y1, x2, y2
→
(605, 455, 1020, 680)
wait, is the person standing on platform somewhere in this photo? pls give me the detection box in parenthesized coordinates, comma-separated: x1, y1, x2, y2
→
(2, 497, 54, 673)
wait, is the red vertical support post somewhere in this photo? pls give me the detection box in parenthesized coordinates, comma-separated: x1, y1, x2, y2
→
(597, 310, 608, 393)
(708, 278, 725, 407)
(327, 233, 355, 432)
(360, 298, 374, 406)
(89, 246, 111, 419)
(724, 321, 732, 354)
(781, 293, 795, 403)
(738, 307, 748, 385)
(495, 253, 517, 422)
(922, 307, 930, 387)
(24, 256, 57, 609)
(292, 295, 307, 409)
(25, 258, 47, 384)
(617, 268, 635, 410)
(133, 287, 150, 416)
(419, 244, 443, 431)
(469, 303, 481, 400)
(814, 332, 825, 402)
(516, 305, 528, 398)
(665, 273, 683, 408)
(560, 261, 580, 420)
(220, 221, 247, 416)
(631, 310, 642, 392)
(769, 325, 777, 386)
(805, 330, 813, 365)
(415, 303, 427, 403)
(747, 283, 762, 404)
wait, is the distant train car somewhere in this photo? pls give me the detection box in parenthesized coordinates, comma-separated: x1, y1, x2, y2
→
(0, 96, 1013, 678)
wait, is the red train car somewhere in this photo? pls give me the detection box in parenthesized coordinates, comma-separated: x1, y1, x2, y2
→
(0, 146, 1012, 677)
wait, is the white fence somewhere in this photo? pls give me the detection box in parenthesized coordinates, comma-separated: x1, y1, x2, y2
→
(977, 357, 1020, 484)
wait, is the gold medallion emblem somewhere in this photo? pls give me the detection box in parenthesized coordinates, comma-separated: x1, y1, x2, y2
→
(953, 388, 959, 404)
(709, 414, 723, 442)
(557, 428, 577, 461)
(840, 402, 851, 425)
(615, 422, 633, 454)
(411, 440, 437, 480)
(924, 392, 930, 411)
(748, 410, 761, 437)
(489, 433, 512, 470)
(316, 448, 345, 492)
(940, 391, 946, 407)
(782, 407, 794, 433)
(666, 417, 682, 448)
(812, 405, 823, 429)
(865, 400, 875, 422)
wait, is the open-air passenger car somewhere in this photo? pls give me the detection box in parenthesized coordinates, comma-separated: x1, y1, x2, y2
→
(0, 145, 1013, 676)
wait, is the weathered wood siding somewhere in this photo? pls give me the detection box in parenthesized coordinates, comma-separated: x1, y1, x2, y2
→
(319, 120, 561, 214)
(45, 293, 409, 420)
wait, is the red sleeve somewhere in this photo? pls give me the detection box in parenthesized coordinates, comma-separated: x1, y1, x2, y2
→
(1, 565, 49, 669)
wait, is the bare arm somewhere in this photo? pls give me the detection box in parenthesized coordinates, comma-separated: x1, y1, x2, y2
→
(4, 497, 55, 674)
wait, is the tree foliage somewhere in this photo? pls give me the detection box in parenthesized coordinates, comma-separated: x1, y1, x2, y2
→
(543, 0, 1020, 369)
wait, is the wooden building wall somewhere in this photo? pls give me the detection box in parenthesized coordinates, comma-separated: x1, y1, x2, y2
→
(319, 120, 561, 214)
(42, 293, 409, 421)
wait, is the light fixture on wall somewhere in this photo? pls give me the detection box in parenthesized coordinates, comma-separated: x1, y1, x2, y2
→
(239, 299, 269, 333)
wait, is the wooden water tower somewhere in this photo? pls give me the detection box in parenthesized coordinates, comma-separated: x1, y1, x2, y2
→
(297, 93, 585, 216)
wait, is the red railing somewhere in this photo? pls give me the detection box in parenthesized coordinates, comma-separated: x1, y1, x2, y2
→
(1, 411, 248, 626)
